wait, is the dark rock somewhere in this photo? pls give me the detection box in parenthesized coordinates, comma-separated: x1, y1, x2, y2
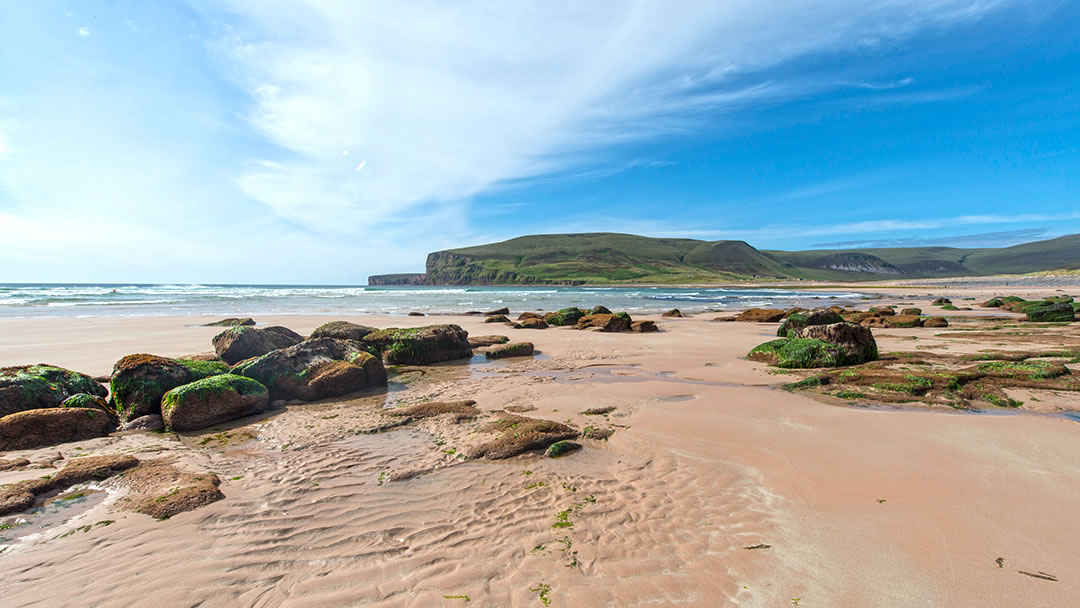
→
(0, 364, 107, 418)
(546, 440, 582, 458)
(883, 315, 923, 328)
(791, 322, 878, 364)
(515, 318, 549, 329)
(469, 335, 510, 347)
(923, 316, 949, 328)
(121, 415, 165, 432)
(931, 297, 952, 305)
(213, 326, 302, 365)
(0, 408, 115, 451)
(589, 305, 613, 316)
(59, 393, 116, 421)
(263, 326, 305, 341)
(517, 312, 544, 321)
(546, 307, 586, 326)
(735, 308, 786, 323)
(230, 338, 387, 401)
(1024, 302, 1075, 322)
(869, 306, 896, 317)
(362, 325, 473, 365)
(576, 313, 631, 332)
(310, 320, 378, 341)
(202, 318, 255, 327)
(900, 308, 922, 316)
(631, 320, 659, 332)
(408, 312, 425, 317)
(662, 309, 683, 317)
(485, 342, 534, 358)
(110, 355, 230, 421)
(484, 307, 510, 316)
(485, 315, 510, 323)
(162, 374, 270, 432)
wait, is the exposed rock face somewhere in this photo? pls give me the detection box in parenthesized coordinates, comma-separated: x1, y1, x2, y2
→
(362, 325, 473, 365)
(367, 273, 427, 286)
(213, 326, 302, 365)
(230, 338, 387, 401)
(735, 308, 786, 323)
(121, 415, 165, 432)
(0, 408, 115, 451)
(791, 322, 878, 365)
(263, 326, 305, 342)
(485, 342, 534, 358)
(162, 374, 270, 432)
(110, 355, 230, 421)
(631, 320, 659, 333)
(202, 318, 255, 327)
(515, 318, 549, 329)
(576, 314, 631, 332)
(776, 309, 845, 337)
(662, 309, 683, 317)
(310, 321, 377, 341)
(468, 335, 510, 347)
(0, 364, 107, 418)
(484, 307, 510, 316)
(923, 316, 949, 328)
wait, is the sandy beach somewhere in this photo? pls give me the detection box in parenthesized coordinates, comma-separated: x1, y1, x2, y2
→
(1, 285, 1078, 607)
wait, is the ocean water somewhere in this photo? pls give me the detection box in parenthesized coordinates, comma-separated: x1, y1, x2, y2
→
(0, 283, 870, 318)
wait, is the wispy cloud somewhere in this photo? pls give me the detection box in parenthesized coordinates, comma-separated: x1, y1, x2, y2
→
(77, 26, 91, 37)
(811, 228, 1049, 248)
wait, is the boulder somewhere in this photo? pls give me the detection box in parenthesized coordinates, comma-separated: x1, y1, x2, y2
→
(485, 342, 534, 359)
(631, 320, 659, 333)
(931, 297, 952, 305)
(883, 315, 923, 328)
(517, 312, 544, 321)
(576, 313, 631, 332)
(589, 305, 613, 316)
(469, 335, 510, 347)
(662, 309, 683, 318)
(110, 355, 230, 421)
(59, 393, 116, 420)
(484, 307, 510, 316)
(860, 317, 886, 328)
(231, 338, 387, 401)
(408, 312, 425, 317)
(546, 307, 586, 326)
(485, 315, 510, 323)
(735, 308, 786, 323)
(776, 309, 845, 337)
(869, 306, 895, 317)
(362, 325, 473, 365)
(747, 338, 845, 368)
(900, 308, 922, 316)
(516, 318, 549, 329)
(162, 374, 270, 432)
(546, 440, 582, 458)
(0, 364, 107, 418)
(213, 326, 302, 365)
(0, 408, 115, 451)
(791, 322, 878, 365)
(310, 321, 377, 341)
(202, 317, 255, 327)
(263, 326, 305, 341)
(923, 316, 949, 328)
(1023, 301, 1075, 322)
(121, 415, 165, 432)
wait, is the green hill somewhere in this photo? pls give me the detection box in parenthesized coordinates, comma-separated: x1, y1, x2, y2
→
(367, 232, 1080, 285)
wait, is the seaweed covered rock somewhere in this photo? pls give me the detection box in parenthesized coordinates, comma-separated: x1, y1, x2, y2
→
(546, 440, 582, 458)
(0, 407, 115, 451)
(923, 316, 949, 328)
(662, 309, 683, 318)
(485, 342, 534, 359)
(631, 320, 659, 333)
(869, 306, 896, 317)
(589, 305, 612, 316)
(471, 415, 579, 459)
(59, 393, 116, 421)
(202, 317, 255, 327)
(791, 322, 878, 364)
(546, 307, 586, 326)
(931, 297, 952, 305)
(776, 309, 844, 337)
(883, 315, 923, 328)
(388, 400, 480, 421)
(231, 338, 387, 401)
(310, 321, 377, 341)
(576, 313, 631, 332)
(735, 308, 786, 323)
(1022, 301, 1076, 322)
(900, 308, 922, 316)
(117, 459, 223, 520)
(213, 326, 303, 365)
(747, 338, 845, 369)
(408, 312, 425, 317)
(110, 355, 229, 421)
(162, 374, 270, 432)
(469, 335, 509, 347)
(0, 364, 107, 418)
(362, 325, 472, 365)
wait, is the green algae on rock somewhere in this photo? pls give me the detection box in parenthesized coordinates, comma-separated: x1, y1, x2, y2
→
(748, 338, 846, 369)
(0, 364, 107, 418)
(161, 374, 269, 432)
(109, 354, 228, 421)
(361, 325, 472, 365)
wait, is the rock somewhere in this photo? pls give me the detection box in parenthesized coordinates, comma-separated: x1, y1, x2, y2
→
(546, 440, 582, 458)
(747, 338, 846, 368)
(471, 415, 579, 459)
(213, 326, 303, 365)
(202, 317, 255, 327)
(869, 306, 895, 317)
(776, 309, 845, 337)
(860, 317, 886, 328)
(231, 338, 387, 401)
(121, 415, 165, 432)
(631, 320, 659, 333)
(712, 316, 737, 322)
(263, 326, 305, 341)
(923, 316, 949, 328)
(388, 400, 480, 421)
(791, 322, 878, 365)
(162, 374, 270, 432)
(485, 342, 534, 359)
(589, 305, 613, 316)
(662, 309, 683, 317)
(469, 335, 510, 347)
(735, 308, 786, 323)
(883, 315, 923, 328)
(931, 297, 952, 305)
(515, 318, 549, 329)
(0, 408, 115, 451)
(576, 313, 631, 332)
(1024, 301, 1076, 322)
(110, 355, 230, 421)
(485, 315, 511, 323)
(362, 324, 473, 365)
(784, 307, 808, 318)
(484, 307, 510, 316)
(517, 312, 544, 321)
(900, 308, 922, 316)
(546, 307, 586, 326)
(0, 457, 30, 471)
(117, 459, 223, 520)
(0, 364, 107, 418)
(0, 455, 138, 517)
(408, 311, 425, 317)
(59, 393, 116, 420)
(310, 320, 377, 341)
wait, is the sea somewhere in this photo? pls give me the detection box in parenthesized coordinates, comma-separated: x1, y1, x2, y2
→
(0, 284, 871, 318)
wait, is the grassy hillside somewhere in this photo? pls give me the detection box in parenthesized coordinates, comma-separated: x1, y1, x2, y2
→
(406, 232, 1080, 285)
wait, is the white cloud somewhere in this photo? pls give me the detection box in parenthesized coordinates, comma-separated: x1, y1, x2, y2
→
(78, 26, 91, 37)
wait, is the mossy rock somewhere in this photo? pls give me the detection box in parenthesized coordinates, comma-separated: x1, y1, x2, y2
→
(109, 354, 229, 421)
(900, 308, 922, 316)
(471, 415, 579, 459)
(545, 440, 582, 458)
(1023, 301, 1075, 322)
(589, 305, 612, 316)
(776, 309, 844, 337)
(546, 308, 586, 326)
(202, 318, 255, 327)
(576, 313, 631, 332)
(931, 298, 952, 305)
(485, 342, 534, 359)
(615, 311, 632, 323)
(883, 315, 923, 328)
(484, 315, 511, 323)
(747, 338, 846, 369)
(231, 338, 387, 402)
(362, 325, 473, 365)
(923, 316, 949, 328)
(940, 304, 960, 311)
(791, 322, 878, 364)
(161, 374, 269, 432)
(310, 321, 377, 341)
(0, 364, 107, 418)
(212, 326, 303, 365)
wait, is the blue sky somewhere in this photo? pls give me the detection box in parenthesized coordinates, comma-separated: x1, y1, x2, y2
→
(1, 1, 1078, 283)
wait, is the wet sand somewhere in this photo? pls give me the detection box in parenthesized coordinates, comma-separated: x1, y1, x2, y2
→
(1, 288, 1079, 607)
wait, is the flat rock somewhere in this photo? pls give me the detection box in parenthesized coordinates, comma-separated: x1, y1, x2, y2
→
(0, 408, 115, 451)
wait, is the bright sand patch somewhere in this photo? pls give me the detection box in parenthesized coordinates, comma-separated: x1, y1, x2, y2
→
(0, 290, 1078, 607)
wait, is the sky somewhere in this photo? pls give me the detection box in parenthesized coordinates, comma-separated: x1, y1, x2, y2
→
(1, 0, 1079, 284)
